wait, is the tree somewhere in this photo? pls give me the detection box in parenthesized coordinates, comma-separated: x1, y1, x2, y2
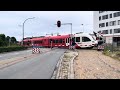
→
(0, 34, 7, 46)
(6, 36, 10, 42)
(0, 34, 6, 41)
(11, 37, 17, 43)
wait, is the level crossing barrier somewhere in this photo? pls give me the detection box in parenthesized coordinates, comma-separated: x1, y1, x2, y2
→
(32, 46, 41, 54)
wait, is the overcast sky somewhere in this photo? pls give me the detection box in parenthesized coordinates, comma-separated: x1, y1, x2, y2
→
(0, 11, 93, 41)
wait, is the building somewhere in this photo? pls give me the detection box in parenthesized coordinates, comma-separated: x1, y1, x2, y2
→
(93, 11, 120, 46)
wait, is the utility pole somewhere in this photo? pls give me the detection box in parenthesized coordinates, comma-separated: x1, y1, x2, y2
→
(55, 22, 72, 49)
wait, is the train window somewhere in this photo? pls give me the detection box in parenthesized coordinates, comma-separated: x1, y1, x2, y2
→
(56, 40, 58, 43)
(76, 37, 80, 42)
(59, 39, 62, 43)
(82, 37, 91, 42)
(63, 39, 65, 43)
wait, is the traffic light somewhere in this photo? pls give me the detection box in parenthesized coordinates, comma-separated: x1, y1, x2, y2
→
(57, 20, 61, 27)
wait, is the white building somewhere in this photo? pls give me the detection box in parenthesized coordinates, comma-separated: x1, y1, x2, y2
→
(93, 11, 120, 46)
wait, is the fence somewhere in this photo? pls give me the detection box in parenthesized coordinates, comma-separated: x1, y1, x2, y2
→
(104, 43, 120, 52)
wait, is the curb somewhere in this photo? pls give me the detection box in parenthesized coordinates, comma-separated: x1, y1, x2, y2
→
(51, 50, 78, 79)
(51, 49, 67, 79)
(51, 54, 65, 79)
(68, 52, 78, 79)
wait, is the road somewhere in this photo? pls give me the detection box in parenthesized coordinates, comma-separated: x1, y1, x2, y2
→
(0, 48, 66, 79)
(0, 48, 51, 61)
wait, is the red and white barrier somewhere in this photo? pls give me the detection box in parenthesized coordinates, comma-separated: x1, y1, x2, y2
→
(32, 47, 40, 54)
(98, 45, 104, 50)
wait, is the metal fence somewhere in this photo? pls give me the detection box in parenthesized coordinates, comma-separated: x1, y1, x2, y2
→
(104, 43, 120, 52)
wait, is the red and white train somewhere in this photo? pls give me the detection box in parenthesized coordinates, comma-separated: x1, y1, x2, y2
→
(22, 33, 98, 49)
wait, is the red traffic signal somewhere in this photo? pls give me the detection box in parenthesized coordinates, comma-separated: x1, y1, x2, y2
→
(57, 20, 61, 27)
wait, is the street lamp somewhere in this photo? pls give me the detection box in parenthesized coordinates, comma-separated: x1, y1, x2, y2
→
(81, 24, 84, 32)
(22, 17, 35, 45)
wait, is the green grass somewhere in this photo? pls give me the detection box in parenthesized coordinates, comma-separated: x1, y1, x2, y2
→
(0, 45, 28, 53)
(103, 50, 120, 61)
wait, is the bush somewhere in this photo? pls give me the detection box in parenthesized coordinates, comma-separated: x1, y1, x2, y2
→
(0, 46, 28, 53)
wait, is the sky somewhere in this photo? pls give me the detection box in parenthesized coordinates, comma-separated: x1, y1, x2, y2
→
(0, 11, 93, 41)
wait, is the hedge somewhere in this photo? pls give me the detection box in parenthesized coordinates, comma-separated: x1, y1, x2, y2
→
(0, 46, 28, 53)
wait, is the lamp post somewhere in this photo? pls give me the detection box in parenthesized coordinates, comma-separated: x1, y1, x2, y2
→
(81, 24, 84, 32)
(22, 17, 35, 45)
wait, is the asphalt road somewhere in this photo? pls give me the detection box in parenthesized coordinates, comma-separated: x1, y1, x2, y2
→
(0, 48, 50, 61)
(0, 48, 66, 79)
(0, 49, 32, 60)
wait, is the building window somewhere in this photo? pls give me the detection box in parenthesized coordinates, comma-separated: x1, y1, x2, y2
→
(106, 22, 108, 27)
(102, 30, 108, 34)
(118, 20, 120, 25)
(109, 21, 116, 26)
(114, 13, 117, 17)
(99, 11, 105, 13)
(99, 16, 101, 21)
(82, 37, 91, 42)
(99, 23, 105, 28)
(110, 29, 112, 34)
(114, 12, 120, 17)
(102, 15, 105, 20)
(106, 15, 108, 19)
(114, 28, 120, 33)
(101, 23, 105, 27)
(102, 14, 108, 20)
(99, 24, 101, 28)
(113, 21, 116, 26)
(110, 14, 112, 18)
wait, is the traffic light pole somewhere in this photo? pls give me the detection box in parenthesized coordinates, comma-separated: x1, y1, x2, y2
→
(55, 23, 72, 49)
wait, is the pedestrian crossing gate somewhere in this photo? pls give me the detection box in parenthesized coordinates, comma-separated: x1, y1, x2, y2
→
(32, 46, 40, 54)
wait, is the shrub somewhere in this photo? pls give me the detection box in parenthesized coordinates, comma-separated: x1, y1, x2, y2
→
(0, 46, 28, 53)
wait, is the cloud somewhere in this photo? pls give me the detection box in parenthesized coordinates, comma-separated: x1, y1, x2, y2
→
(0, 11, 93, 41)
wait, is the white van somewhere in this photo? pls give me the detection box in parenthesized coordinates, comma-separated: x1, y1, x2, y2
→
(73, 32, 98, 49)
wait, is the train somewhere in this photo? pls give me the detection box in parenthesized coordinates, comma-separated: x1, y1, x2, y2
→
(22, 32, 98, 49)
